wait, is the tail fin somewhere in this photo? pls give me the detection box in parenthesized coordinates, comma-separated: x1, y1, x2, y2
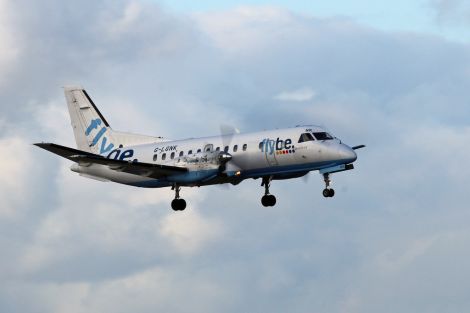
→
(64, 86, 165, 155)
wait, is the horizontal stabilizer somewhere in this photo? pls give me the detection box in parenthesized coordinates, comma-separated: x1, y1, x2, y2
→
(34, 142, 95, 161)
(34, 143, 187, 179)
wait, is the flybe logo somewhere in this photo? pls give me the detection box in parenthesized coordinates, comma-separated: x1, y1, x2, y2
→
(259, 138, 296, 155)
(86, 118, 114, 154)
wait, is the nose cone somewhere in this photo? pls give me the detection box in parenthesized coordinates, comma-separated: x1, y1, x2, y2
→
(218, 152, 232, 163)
(338, 144, 357, 163)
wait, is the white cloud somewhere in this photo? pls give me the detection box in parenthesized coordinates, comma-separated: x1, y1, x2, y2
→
(106, 1, 142, 37)
(160, 209, 224, 255)
(2, 1, 470, 312)
(193, 6, 299, 55)
(0, 137, 33, 218)
(274, 87, 316, 102)
(0, 0, 20, 87)
(376, 236, 438, 273)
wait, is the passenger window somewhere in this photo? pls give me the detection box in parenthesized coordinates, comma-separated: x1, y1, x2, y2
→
(162, 153, 166, 160)
(233, 145, 238, 152)
(215, 147, 220, 152)
(224, 146, 229, 152)
(204, 144, 213, 152)
(179, 151, 184, 157)
(153, 154, 158, 161)
(188, 150, 192, 155)
(243, 144, 247, 151)
(298, 133, 315, 143)
(313, 132, 334, 140)
(170, 152, 175, 159)
(197, 149, 202, 153)
(259, 142, 264, 149)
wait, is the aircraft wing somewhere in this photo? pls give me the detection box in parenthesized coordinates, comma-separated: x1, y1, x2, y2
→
(34, 143, 188, 179)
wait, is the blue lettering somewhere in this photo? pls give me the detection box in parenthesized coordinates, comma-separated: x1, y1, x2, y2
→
(99, 137, 114, 154)
(91, 127, 107, 147)
(285, 139, 292, 149)
(107, 148, 121, 159)
(268, 140, 275, 155)
(119, 149, 134, 160)
(261, 137, 294, 154)
(86, 119, 102, 136)
(260, 139, 266, 152)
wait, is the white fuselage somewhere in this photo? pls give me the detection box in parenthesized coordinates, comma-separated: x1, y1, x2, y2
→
(72, 125, 357, 188)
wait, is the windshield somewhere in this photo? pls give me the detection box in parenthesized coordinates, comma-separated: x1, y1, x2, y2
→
(313, 132, 334, 140)
(298, 133, 315, 143)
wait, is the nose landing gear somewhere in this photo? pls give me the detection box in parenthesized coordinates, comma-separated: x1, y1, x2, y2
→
(261, 176, 276, 207)
(322, 173, 335, 198)
(171, 184, 187, 211)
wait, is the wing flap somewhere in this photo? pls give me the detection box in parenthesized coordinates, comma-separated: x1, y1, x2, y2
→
(34, 143, 187, 179)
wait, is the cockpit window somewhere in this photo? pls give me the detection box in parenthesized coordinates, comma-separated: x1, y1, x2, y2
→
(298, 133, 315, 143)
(313, 132, 334, 140)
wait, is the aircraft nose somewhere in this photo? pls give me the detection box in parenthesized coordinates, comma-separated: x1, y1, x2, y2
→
(339, 144, 357, 163)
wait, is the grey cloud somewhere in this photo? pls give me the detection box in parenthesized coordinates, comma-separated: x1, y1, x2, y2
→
(431, 0, 470, 25)
(1, 1, 470, 313)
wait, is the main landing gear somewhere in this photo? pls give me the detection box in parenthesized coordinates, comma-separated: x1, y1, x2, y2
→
(171, 184, 186, 211)
(322, 173, 335, 198)
(261, 176, 276, 207)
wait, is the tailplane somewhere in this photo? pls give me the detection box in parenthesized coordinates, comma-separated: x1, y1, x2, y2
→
(64, 86, 165, 155)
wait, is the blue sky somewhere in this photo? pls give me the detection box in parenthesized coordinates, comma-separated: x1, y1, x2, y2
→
(158, 0, 469, 42)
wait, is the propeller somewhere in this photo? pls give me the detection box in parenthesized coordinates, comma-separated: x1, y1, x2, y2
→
(218, 124, 240, 173)
(220, 124, 240, 149)
(302, 172, 310, 183)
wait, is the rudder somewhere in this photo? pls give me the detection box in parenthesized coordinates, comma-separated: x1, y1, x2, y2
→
(64, 86, 115, 155)
(64, 85, 166, 155)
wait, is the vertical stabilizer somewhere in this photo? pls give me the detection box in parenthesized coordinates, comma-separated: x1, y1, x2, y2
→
(64, 86, 166, 155)
(64, 86, 115, 154)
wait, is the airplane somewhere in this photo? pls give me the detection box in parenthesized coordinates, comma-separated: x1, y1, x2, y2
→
(35, 86, 365, 211)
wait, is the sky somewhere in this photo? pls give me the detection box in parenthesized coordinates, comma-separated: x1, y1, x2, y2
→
(1, 0, 470, 312)
(160, 0, 470, 41)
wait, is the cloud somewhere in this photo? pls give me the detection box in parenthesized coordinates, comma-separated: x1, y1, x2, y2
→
(0, 0, 20, 86)
(431, 0, 470, 25)
(1, 1, 470, 312)
(274, 87, 316, 102)
(0, 137, 33, 218)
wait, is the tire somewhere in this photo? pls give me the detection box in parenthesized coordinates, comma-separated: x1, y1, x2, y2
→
(261, 195, 270, 207)
(322, 189, 330, 198)
(171, 199, 179, 211)
(328, 189, 335, 197)
(171, 198, 187, 211)
(178, 199, 187, 211)
(268, 195, 276, 206)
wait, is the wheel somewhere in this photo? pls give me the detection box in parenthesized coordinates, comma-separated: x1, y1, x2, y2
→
(267, 194, 276, 206)
(261, 195, 270, 207)
(328, 189, 335, 197)
(171, 199, 179, 211)
(261, 195, 276, 207)
(322, 189, 330, 198)
(171, 198, 187, 211)
(178, 198, 187, 210)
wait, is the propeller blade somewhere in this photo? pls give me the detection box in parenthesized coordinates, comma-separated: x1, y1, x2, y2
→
(220, 124, 239, 150)
(302, 172, 310, 183)
(352, 145, 366, 150)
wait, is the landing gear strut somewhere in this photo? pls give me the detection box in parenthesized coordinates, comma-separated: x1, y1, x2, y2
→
(261, 176, 276, 207)
(171, 184, 187, 211)
(322, 173, 335, 198)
